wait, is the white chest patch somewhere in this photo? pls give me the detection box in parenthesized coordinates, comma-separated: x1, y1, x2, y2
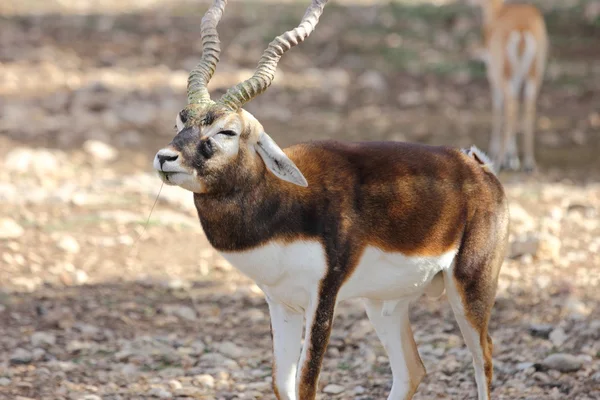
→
(219, 241, 457, 310)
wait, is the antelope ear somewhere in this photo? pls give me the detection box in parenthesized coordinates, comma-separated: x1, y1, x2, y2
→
(255, 132, 308, 187)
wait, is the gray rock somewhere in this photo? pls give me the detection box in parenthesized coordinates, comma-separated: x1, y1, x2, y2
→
(163, 305, 197, 321)
(397, 91, 424, 107)
(10, 348, 33, 364)
(510, 234, 539, 259)
(216, 341, 248, 359)
(120, 364, 140, 376)
(148, 387, 172, 398)
(516, 362, 535, 371)
(32, 348, 46, 361)
(323, 384, 345, 394)
(540, 353, 583, 373)
(549, 328, 568, 347)
(357, 70, 387, 93)
(353, 386, 366, 394)
(529, 323, 553, 339)
(0, 377, 11, 386)
(31, 331, 56, 347)
(0, 218, 24, 240)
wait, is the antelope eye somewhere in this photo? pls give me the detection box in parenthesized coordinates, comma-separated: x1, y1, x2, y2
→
(218, 130, 236, 137)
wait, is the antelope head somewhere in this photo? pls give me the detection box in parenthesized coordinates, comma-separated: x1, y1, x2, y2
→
(154, 0, 328, 193)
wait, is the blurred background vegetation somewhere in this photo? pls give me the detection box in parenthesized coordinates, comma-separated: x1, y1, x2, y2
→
(1, 1, 599, 399)
(1, 0, 599, 176)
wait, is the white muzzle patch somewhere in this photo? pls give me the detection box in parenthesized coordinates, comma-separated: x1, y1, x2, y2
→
(153, 148, 205, 193)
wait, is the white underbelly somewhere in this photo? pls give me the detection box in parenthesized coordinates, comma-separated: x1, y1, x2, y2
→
(219, 241, 457, 309)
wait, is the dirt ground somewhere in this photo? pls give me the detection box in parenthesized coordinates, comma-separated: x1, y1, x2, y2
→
(1, 0, 600, 399)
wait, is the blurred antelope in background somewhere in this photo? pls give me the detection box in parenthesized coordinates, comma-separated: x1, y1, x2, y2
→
(477, 0, 549, 172)
(153, 0, 509, 399)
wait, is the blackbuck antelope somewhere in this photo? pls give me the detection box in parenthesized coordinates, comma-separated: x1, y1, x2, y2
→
(476, 0, 548, 172)
(153, 0, 509, 398)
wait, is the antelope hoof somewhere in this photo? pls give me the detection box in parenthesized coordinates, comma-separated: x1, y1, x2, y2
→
(522, 161, 537, 174)
(504, 155, 521, 171)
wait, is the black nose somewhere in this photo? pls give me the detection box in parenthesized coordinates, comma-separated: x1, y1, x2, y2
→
(157, 153, 178, 169)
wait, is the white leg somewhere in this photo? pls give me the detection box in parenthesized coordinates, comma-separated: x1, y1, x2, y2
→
(295, 298, 315, 392)
(364, 299, 425, 400)
(495, 83, 519, 171)
(522, 79, 538, 172)
(266, 297, 303, 400)
(489, 85, 503, 160)
(443, 270, 492, 400)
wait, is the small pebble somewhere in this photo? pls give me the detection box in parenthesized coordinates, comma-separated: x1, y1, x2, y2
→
(323, 384, 345, 394)
(540, 353, 583, 373)
(10, 348, 33, 364)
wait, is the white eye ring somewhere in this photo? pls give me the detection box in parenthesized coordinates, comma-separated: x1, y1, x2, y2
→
(175, 113, 185, 132)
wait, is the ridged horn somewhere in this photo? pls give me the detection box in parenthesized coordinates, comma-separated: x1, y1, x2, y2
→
(217, 0, 328, 111)
(187, 0, 228, 105)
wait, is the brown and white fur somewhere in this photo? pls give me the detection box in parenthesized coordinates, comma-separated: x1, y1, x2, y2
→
(154, 105, 509, 399)
(476, 0, 549, 172)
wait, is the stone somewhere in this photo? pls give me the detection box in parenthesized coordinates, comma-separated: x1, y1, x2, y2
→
(56, 235, 80, 254)
(357, 70, 387, 93)
(510, 234, 539, 259)
(120, 364, 140, 376)
(529, 324, 553, 339)
(83, 140, 118, 162)
(549, 328, 568, 347)
(163, 305, 197, 321)
(397, 91, 424, 106)
(148, 387, 172, 398)
(0, 183, 17, 203)
(32, 348, 46, 361)
(0, 377, 11, 386)
(353, 385, 366, 394)
(78, 395, 102, 400)
(0, 218, 24, 240)
(323, 384, 345, 394)
(31, 331, 56, 347)
(4, 147, 60, 175)
(516, 362, 535, 371)
(10, 348, 33, 364)
(217, 341, 248, 359)
(349, 320, 373, 340)
(564, 297, 591, 319)
(537, 233, 561, 262)
(508, 203, 535, 232)
(74, 269, 89, 285)
(168, 380, 183, 390)
(193, 374, 215, 388)
(540, 353, 583, 373)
